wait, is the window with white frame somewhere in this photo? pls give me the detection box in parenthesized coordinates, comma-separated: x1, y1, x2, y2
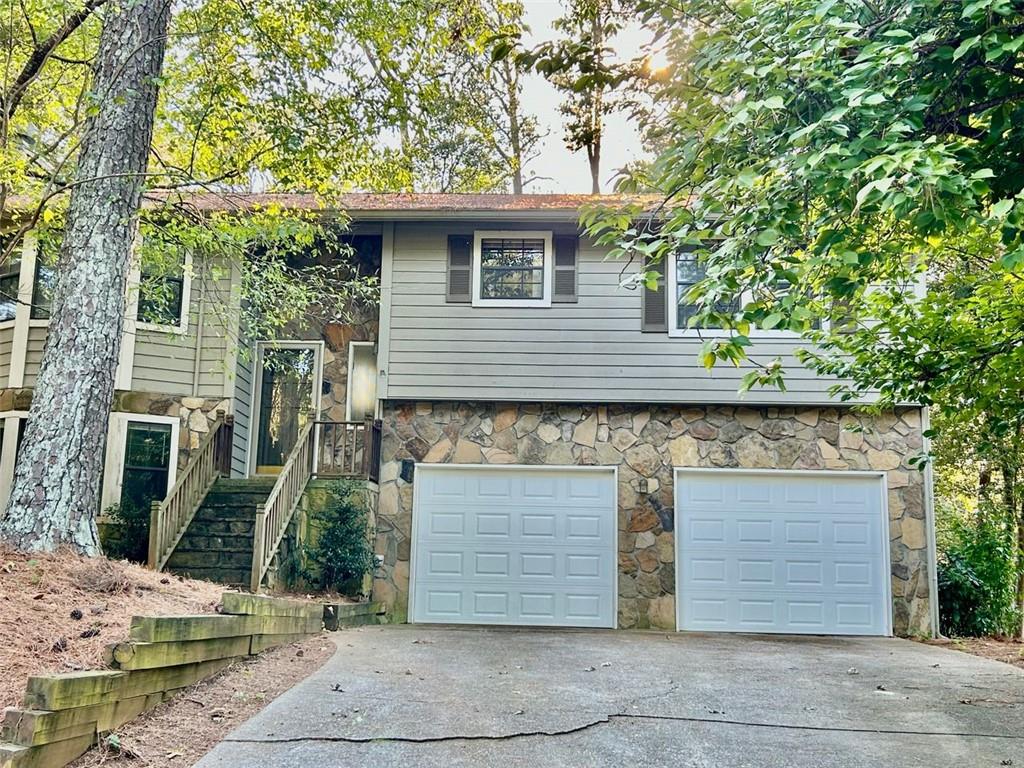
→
(669, 250, 739, 333)
(136, 243, 192, 331)
(665, 250, 820, 336)
(102, 413, 179, 514)
(0, 235, 22, 323)
(472, 231, 553, 307)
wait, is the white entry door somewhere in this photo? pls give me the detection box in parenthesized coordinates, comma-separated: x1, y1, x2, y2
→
(411, 466, 617, 628)
(675, 470, 891, 636)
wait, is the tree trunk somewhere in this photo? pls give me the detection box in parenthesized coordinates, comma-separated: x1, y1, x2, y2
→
(588, 7, 603, 195)
(0, 0, 171, 554)
(505, 60, 524, 195)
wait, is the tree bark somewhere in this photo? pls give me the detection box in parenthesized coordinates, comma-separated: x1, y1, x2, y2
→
(0, 0, 171, 554)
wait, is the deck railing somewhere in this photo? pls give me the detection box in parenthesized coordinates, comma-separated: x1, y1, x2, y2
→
(148, 413, 233, 571)
(250, 421, 315, 593)
(313, 419, 382, 482)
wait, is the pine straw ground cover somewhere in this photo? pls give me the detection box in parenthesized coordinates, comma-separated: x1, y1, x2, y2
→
(69, 636, 335, 767)
(926, 637, 1024, 672)
(0, 545, 224, 710)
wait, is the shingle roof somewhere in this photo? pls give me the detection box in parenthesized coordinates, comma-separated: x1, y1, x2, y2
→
(148, 191, 663, 214)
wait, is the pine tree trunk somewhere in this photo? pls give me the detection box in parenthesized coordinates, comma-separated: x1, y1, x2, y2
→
(0, 0, 171, 554)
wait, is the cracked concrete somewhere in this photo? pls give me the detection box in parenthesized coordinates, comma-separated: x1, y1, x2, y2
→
(196, 626, 1024, 768)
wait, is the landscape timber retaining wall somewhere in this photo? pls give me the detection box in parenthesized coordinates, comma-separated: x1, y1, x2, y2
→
(0, 593, 381, 768)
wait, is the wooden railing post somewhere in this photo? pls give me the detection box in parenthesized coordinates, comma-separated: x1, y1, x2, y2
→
(251, 506, 266, 594)
(147, 500, 161, 568)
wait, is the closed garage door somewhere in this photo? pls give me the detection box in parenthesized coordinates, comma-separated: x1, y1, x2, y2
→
(411, 466, 617, 628)
(676, 470, 890, 636)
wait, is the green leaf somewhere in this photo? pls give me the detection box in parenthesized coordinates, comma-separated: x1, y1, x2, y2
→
(952, 36, 980, 61)
(991, 198, 1014, 217)
(755, 228, 780, 246)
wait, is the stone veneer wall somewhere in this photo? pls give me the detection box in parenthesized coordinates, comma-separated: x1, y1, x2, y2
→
(373, 401, 932, 636)
(114, 391, 231, 471)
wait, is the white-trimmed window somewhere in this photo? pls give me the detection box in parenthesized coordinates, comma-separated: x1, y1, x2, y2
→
(135, 246, 193, 333)
(664, 250, 820, 337)
(667, 250, 739, 335)
(101, 413, 179, 514)
(472, 230, 553, 307)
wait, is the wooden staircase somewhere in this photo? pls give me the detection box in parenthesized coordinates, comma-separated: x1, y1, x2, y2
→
(149, 417, 382, 592)
(163, 478, 277, 586)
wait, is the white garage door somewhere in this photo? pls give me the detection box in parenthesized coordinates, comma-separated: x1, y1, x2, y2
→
(676, 470, 890, 636)
(411, 466, 617, 628)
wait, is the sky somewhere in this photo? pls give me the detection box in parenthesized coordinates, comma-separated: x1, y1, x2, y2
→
(518, 1, 648, 194)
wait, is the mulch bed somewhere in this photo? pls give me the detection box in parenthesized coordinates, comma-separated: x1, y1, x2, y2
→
(70, 636, 335, 767)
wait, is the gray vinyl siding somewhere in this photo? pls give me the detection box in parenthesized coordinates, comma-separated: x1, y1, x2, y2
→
(230, 338, 254, 478)
(384, 221, 845, 405)
(132, 266, 234, 398)
(0, 326, 12, 387)
(22, 325, 47, 387)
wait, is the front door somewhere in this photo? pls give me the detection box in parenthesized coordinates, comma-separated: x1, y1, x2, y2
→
(253, 343, 320, 475)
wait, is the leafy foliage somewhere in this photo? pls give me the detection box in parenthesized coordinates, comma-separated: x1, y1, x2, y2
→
(301, 480, 374, 594)
(937, 513, 1020, 637)
(99, 504, 149, 564)
(582, 0, 1024, 430)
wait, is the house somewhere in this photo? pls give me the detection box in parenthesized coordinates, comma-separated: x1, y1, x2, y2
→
(0, 193, 936, 637)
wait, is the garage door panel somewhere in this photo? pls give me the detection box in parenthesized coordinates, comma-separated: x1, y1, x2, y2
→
(416, 583, 613, 627)
(677, 471, 889, 636)
(680, 591, 883, 633)
(413, 467, 616, 628)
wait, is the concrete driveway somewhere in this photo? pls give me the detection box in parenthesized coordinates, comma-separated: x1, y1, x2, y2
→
(196, 626, 1024, 768)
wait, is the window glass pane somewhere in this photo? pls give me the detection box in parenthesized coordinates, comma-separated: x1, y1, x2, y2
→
(120, 422, 172, 515)
(137, 247, 186, 325)
(0, 239, 21, 322)
(479, 238, 545, 300)
(31, 235, 59, 320)
(675, 252, 738, 329)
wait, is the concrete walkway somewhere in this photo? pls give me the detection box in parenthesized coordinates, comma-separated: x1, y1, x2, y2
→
(197, 626, 1024, 767)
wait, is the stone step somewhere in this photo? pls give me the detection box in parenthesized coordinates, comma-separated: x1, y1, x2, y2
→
(191, 508, 259, 523)
(211, 478, 279, 493)
(200, 492, 274, 507)
(185, 519, 255, 536)
(173, 533, 253, 551)
(165, 566, 250, 586)
(167, 548, 253, 569)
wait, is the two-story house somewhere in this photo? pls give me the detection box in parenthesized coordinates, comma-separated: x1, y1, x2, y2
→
(0, 193, 936, 638)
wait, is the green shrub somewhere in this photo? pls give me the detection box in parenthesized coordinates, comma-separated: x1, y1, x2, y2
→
(301, 479, 374, 594)
(100, 503, 150, 564)
(937, 513, 1020, 637)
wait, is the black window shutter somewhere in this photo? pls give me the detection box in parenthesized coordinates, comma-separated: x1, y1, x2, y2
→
(446, 234, 472, 303)
(552, 235, 578, 303)
(641, 257, 667, 332)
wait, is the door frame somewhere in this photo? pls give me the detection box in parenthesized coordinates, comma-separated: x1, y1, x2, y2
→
(246, 339, 324, 477)
(408, 463, 619, 628)
(673, 467, 893, 637)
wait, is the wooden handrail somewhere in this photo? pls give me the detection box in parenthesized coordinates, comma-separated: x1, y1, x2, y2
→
(250, 421, 315, 593)
(148, 413, 233, 571)
(313, 419, 382, 480)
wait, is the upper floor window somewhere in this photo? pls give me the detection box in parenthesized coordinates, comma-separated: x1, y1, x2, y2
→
(472, 231, 553, 307)
(136, 245, 191, 331)
(30, 235, 59, 320)
(672, 251, 739, 331)
(0, 250, 21, 323)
